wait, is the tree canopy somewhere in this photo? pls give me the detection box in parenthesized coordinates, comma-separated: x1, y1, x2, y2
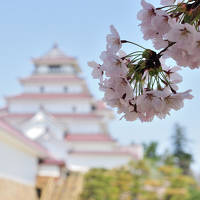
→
(80, 124, 199, 200)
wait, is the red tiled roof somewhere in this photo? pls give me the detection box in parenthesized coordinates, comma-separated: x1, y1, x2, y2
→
(41, 158, 65, 166)
(20, 75, 83, 84)
(0, 119, 49, 156)
(0, 107, 8, 112)
(6, 93, 92, 101)
(66, 134, 115, 142)
(53, 113, 100, 119)
(0, 113, 34, 120)
(32, 57, 77, 65)
(0, 113, 101, 120)
(32, 45, 81, 73)
(68, 150, 137, 158)
(32, 45, 77, 65)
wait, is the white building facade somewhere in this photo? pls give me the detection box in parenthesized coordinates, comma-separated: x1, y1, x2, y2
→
(0, 44, 143, 171)
(0, 119, 48, 185)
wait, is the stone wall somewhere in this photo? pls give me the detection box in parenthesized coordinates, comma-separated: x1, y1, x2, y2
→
(0, 178, 38, 200)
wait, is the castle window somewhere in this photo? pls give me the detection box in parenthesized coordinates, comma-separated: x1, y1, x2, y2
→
(36, 188, 42, 198)
(49, 65, 61, 73)
(40, 86, 44, 93)
(72, 106, 77, 112)
(64, 86, 68, 93)
(63, 131, 68, 138)
(91, 105, 96, 111)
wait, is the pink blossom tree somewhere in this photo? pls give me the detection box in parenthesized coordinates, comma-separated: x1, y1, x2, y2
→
(89, 0, 200, 122)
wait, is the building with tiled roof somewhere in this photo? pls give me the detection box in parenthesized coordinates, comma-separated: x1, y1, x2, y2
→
(0, 118, 49, 200)
(0, 44, 143, 172)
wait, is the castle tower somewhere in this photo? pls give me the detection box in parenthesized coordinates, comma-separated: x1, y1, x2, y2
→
(0, 45, 143, 171)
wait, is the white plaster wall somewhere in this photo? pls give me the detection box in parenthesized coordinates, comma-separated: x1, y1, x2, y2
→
(69, 85, 83, 93)
(38, 165, 60, 177)
(9, 102, 39, 113)
(68, 122, 101, 133)
(45, 102, 90, 113)
(22, 121, 63, 141)
(36, 66, 48, 74)
(0, 140, 38, 185)
(68, 155, 131, 169)
(46, 122, 64, 140)
(24, 85, 39, 93)
(39, 139, 67, 160)
(45, 85, 67, 93)
(62, 65, 75, 74)
(9, 101, 92, 114)
(24, 84, 83, 94)
(67, 142, 115, 151)
(35, 65, 75, 74)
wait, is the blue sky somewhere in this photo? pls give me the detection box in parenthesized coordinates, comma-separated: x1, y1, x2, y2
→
(0, 0, 199, 171)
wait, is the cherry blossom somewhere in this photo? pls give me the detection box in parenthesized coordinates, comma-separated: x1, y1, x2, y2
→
(106, 25, 122, 53)
(89, 0, 198, 122)
(88, 61, 103, 80)
(166, 22, 196, 51)
(138, 0, 171, 49)
(160, 0, 176, 6)
(137, 1, 200, 69)
(164, 90, 193, 112)
(137, 0, 156, 26)
(100, 51, 128, 78)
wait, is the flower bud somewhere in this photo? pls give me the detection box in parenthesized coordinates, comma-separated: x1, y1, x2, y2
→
(142, 49, 157, 60)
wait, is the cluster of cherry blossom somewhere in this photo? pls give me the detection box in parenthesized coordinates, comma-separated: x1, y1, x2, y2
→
(139, 0, 200, 69)
(88, 0, 200, 122)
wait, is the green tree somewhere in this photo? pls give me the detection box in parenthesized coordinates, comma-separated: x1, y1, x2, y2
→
(162, 149, 175, 166)
(109, 168, 132, 200)
(80, 161, 200, 200)
(143, 141, 160, 162)
(128, 160, 161, 200)
(171, 124, 193, 174)
(80, 132, 199, 200)
(80, 168, 118, 200)
(187, 188, 200, 200)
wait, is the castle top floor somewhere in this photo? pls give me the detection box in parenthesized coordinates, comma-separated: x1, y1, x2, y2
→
(32, 44, 81, 75)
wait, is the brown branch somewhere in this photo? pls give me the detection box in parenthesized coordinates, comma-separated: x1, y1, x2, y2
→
(158, 42, 176, 58)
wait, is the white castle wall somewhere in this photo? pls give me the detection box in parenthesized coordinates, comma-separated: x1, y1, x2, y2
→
(68, 154, 131, 170)
(1, 45, 144, 175)
(9, 100, 92, 114)
(37, 164, 61, 177)
(68, 122, 101, 133)
(9, 102, 39, 113)
(67, 142, 115, 152)
(40, 139, 67, 160)
(0, 140, 38, 185)
(45, 102, 91, 113)
(35, 65, 75, 74)
(35, 65, 48, 74)
(23, 84, 83, 94)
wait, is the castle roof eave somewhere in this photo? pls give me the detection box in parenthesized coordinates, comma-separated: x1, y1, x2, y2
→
(32, 58, 81, 72)
(40, 158, 65, 167)
(19, 75, 84, 84)
(0, 119, 49, 158)
(65, 133, 116, 142)
(5, 93, 92, 101)
(0, 113, 102, 120)
(32, 44, 81, 72)
(68, 150, 139, 159)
